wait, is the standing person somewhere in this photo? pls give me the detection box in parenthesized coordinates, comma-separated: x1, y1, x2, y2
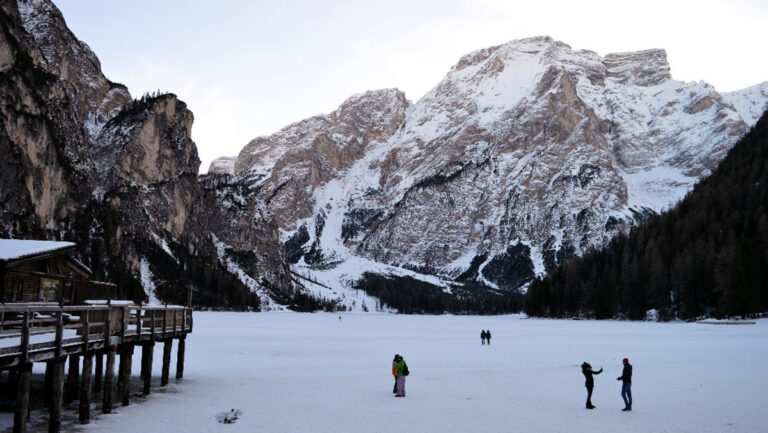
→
(486, 329, 491, 345)
(394, 355, 408, 397)
(391, 354, 399, 394)
(581, 362, 603, 409)
(616, 358, 632, 411)
(481, 330, 487, 345)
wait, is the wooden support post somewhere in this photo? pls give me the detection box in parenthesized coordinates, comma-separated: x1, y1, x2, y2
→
(172, 309, 178, 336)
(77, 309, 92, 423)
(141, 343, 155, 395)
(119, 345, 134, 406)
(48, 358, 65, 433)
(54, 309, 63, 360)
(162, 309, 167, 340)
(150, 309, 156, 340)
(13, 362, 31, 433)
(176, 336, 186, 379)
(140, 344, 147, 381)
(102, 347, 116, 414)
(117, 349, 125, 397)
(7, 369, 18, 399)
(161, 339, 172, 386)
(136, 302, 142, 339)
(65, 355, 80, 404)
(79, 352, 94, 424)
(94, 352, 103, 394)
(44, 362, 54, 411)
(120, 306, 126, 336)
(13, 311, 30, 433)
(102, 304, 115, 414)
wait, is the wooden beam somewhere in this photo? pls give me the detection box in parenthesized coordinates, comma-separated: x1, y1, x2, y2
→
(161, 339, 172, 386)
(176, 336, 185, 379)
(44, 361, 53, 411)
(141, 343, 154, 395)
(13, 312, 31, 433)
(101, 347, 116, 414)
(79, 352, 93, 424)
(119, 345, 134, 406)
(93, 352, 103, 394)
(117, 349, 125, 400)
(6, 369, 18, 400)
(65, 355, 79, 404)
(172, 310, 178, 336)
(162, 309, 167, 339)
(48, 358, 65, 433)
(13, 362, 31, 433)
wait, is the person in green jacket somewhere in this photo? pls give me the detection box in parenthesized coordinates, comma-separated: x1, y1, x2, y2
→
(394, 355, 408, 397)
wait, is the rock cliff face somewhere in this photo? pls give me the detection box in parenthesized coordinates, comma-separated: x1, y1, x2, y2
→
(223, 36, 768, 308)
(1, 0, 295, 309)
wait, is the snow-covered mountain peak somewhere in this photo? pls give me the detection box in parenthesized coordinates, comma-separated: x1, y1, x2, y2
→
(233, 88, 408, 178)
(215, 36, 767, 309)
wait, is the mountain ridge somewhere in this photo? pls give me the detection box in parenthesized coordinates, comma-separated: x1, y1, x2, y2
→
(214, 35, 768, 310)
(2, 0, 298, 310)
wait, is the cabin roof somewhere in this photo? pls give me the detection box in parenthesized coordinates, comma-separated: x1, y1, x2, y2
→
(0, 239, 77, 261)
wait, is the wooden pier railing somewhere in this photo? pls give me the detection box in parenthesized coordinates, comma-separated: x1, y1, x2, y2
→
(0, 302, 193, 433)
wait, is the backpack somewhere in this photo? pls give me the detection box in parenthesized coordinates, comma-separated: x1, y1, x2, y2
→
(403, 363, 409, 376)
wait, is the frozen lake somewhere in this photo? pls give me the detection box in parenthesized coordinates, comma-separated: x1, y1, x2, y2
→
(18, 312, 768, 432)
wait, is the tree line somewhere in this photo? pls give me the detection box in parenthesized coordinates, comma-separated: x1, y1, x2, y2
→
(525, 110, 768, 320)
(355, 272, 524, 314)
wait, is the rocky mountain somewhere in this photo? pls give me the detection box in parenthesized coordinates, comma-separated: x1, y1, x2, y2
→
(4, 0, 765, 313)
(219, 36, 768, 310)
(1, 0, 297, 309)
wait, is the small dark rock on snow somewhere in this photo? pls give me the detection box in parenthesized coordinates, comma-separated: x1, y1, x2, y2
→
(216, 409, 242, 424)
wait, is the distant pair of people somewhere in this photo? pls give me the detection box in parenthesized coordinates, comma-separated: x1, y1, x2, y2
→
(391, 354, 408, 397)
(581, 358, 632, 411)
(480, 329, 492, 345)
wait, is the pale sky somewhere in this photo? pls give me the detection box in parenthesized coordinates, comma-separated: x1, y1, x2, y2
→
(54, 0, 767, 173)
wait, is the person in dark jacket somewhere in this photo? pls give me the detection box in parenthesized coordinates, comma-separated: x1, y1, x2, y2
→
(486, 329, 491, 345)
(481, 330, 487, 345)
(616, 358, 632, 411)
(581, 362, 603, 409)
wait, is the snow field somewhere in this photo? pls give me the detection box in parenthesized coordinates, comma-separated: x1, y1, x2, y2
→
(71, 313, 767, 433)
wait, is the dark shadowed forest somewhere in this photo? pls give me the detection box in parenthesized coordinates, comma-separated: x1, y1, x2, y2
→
(525, 110, 768, 320)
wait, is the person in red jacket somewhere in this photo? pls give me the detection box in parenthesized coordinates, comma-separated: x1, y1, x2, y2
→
(391, 354, 398, 393)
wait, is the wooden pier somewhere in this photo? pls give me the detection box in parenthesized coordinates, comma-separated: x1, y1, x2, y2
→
(0, 302, 192, 433)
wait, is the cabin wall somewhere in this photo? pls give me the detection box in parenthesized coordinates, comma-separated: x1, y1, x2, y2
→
(2, 256, 90, 303)
(2, 263, 41, 302)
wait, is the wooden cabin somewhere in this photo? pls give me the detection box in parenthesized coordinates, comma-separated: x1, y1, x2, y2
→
(0, 239, 116, 304)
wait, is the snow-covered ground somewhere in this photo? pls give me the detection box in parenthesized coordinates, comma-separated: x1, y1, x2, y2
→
(3, 313, 767, 433)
